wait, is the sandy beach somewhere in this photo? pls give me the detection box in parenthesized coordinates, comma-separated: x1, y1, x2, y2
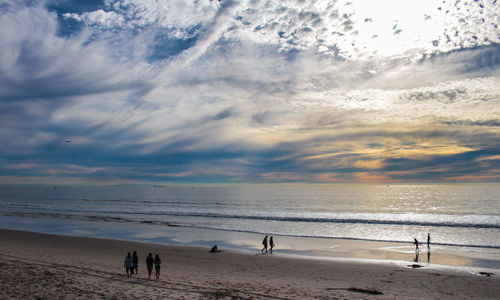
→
(0, 229, 499, 299)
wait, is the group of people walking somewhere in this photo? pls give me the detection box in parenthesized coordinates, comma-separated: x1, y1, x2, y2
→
(261, 235, 275, 254)
(125, 235, 276, 278)
(124, 251, 162, 280)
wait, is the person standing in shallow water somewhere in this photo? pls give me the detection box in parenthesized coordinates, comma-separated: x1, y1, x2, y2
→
(261, 235, 268, 253)
(132, 251, 139, 274)
(269, 236, 275, 254)
(414, 238, 420, 252)
(124, 252, 134, 278)
(427, 233, 431, 249)
(146, 253, 154, 280)
(154, 254, 162, 280)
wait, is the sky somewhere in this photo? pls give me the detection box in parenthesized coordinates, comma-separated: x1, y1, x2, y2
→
(0, 0, 499, 185)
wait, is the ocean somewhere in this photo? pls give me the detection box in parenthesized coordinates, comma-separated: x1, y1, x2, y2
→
(1, 183, 499, 268)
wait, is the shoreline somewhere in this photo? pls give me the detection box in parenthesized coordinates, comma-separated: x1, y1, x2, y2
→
(4, 209, 500, 249)
(1, 228, 499, 299)
(1, 212, 500, 272)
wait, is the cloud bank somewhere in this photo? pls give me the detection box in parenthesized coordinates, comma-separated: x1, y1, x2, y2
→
(0, 0, 499, 184)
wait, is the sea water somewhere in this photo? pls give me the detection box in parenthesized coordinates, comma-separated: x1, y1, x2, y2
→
(1, 183, 499, 266)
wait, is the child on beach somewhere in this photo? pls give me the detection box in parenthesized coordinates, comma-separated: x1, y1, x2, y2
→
(124, 252, 134, 278)
(146, 253, 154, 280)
(154, 254, 162, 280)
(132, 251, 139, 274)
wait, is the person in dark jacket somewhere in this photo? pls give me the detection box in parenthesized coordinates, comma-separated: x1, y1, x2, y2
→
(269, 236, 275, 254)
(261, 235, 268, 253)
(132, 251, 139, 274)
(146, 253, 154, 279)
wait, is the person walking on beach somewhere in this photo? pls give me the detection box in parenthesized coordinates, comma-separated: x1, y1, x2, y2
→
(261, 235, 268, 253)
(414, 238, 420, 252)
(154, 254, 162, 280)
(146, 253, 154, 280)
(269, 236, 275, 254)
(427, 233, 431, 249)
(124, 252, 134, 278)
(132, 251, 139, 274)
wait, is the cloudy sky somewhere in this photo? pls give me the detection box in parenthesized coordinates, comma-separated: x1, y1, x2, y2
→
(0, 0, 499, 184)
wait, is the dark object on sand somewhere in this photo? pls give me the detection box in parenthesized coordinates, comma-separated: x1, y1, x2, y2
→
(347, 287, 384, 295)
(478, 272, 494, 277)
(210, 245, 218, 253)
(326, 287, 384, 295)
(408, 264, 423, 268)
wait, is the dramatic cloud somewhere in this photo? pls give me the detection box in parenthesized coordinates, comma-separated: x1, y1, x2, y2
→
(0, 0, 499, 184)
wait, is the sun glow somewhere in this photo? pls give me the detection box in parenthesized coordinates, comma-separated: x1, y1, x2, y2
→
(330, 0, 495, 59)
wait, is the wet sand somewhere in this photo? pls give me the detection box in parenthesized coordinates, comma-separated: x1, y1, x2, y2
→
(0, 229, 499, 299)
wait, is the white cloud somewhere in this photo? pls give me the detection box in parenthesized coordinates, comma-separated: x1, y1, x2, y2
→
(60, 0, 500, 62)
(81, 9, 125, 28)
(0, 0, 498, 183)
(217, 0, 499, 60)
(64, 0, 222, 38)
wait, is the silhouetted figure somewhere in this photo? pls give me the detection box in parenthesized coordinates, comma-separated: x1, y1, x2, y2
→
(154, 254, 162, 280)
(124, 252, 133, 278)
(414, 238, 420, 252)
(146, 253, 154, 280)
(414, 251, 419, 262)
(132, 251, 139, 274)
(261, 235, 268, 253)
(269, 236, 275, 254)
(427, 233, 431, 249)
(210, 245, 218, 253)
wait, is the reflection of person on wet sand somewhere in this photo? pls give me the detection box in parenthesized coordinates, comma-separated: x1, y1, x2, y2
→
(414, 251, 419, 262)
(427, 250, 431, 263)
(414, 238, 420, 252)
